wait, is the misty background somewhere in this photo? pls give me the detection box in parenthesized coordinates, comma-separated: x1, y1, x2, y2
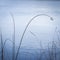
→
(0, 0, 60, 60)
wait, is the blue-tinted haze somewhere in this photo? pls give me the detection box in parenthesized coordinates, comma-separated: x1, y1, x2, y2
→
(0, 0, 60, 60)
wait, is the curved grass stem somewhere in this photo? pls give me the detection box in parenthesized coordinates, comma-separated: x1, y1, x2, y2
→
(15, 14, 53, 60)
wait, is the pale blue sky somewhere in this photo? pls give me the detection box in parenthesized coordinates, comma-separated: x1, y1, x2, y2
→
(0, 0, 60, 49)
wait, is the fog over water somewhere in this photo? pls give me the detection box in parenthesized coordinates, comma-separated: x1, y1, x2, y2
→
(0, 0, 60, 60)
